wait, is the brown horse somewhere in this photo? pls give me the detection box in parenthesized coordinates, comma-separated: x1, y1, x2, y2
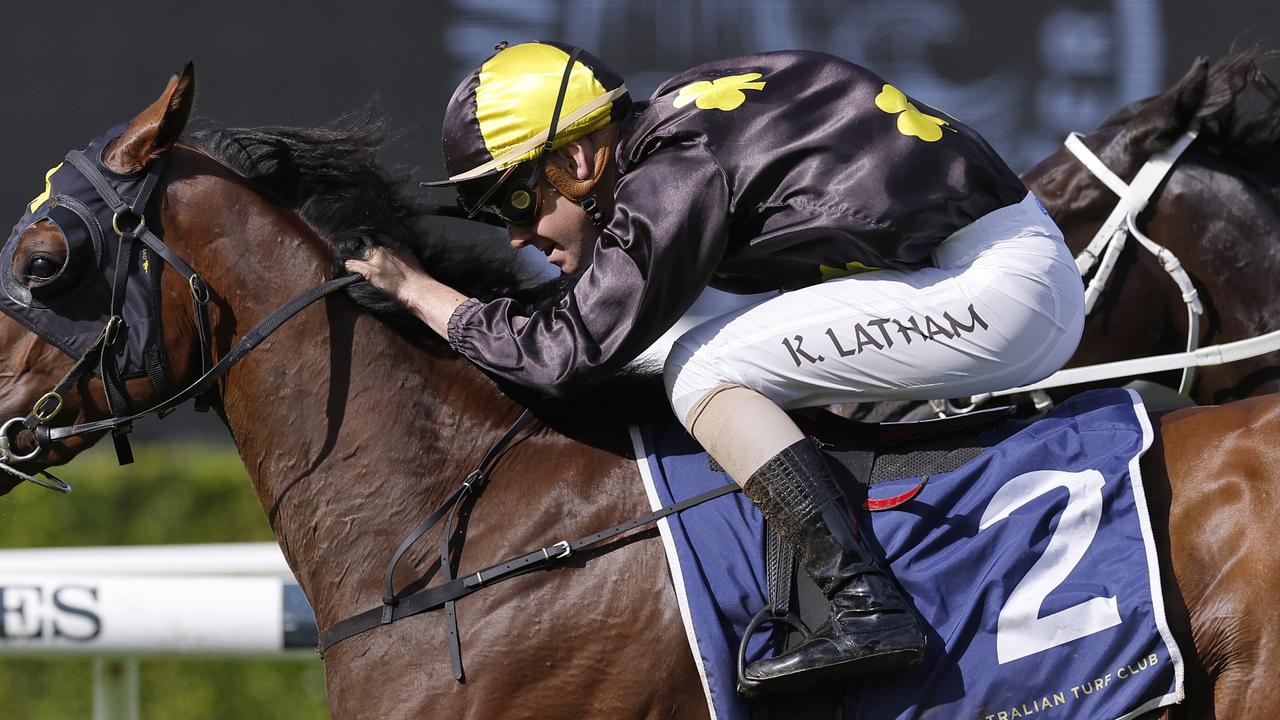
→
(1, 59, 1278, 719)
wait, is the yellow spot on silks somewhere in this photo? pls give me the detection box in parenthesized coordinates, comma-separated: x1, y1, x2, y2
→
(673, 73, 767, 112)
(819, 261, 881, 280)
(141, 249, 150, 273)
(28, 162, 63, 213)
(874, 84, 950, 142)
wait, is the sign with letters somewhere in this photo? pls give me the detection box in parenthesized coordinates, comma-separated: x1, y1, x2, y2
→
(0, 583, 100, 642)
(0, 575, 314, 654)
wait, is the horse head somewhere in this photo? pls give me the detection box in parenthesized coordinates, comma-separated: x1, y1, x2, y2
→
(1023, 51, 1280, 404)
(0, 64, 206, 495)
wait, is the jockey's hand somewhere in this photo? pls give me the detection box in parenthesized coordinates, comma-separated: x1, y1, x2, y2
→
(344, 246, 467, 340)
(344, 246, 428, 304)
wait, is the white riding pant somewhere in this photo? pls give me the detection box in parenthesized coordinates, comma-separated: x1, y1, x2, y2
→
(663, 193, 1085, 423)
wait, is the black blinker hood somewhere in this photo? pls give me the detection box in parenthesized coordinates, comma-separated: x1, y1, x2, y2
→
(0, 123, 167, 383)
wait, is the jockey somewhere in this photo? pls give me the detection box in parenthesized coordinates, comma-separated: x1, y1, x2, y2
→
(346, 41, 1085, 692)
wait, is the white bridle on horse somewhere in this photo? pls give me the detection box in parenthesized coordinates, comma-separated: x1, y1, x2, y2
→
(983, 128, 1280, 403)
(1065, 129, 1203, 397)
(933, 130, 1218, 416)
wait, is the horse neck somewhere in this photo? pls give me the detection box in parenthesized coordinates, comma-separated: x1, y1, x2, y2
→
(162, 151, 524, 624)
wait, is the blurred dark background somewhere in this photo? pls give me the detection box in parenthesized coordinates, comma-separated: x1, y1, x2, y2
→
(3, 0, 1275, 203)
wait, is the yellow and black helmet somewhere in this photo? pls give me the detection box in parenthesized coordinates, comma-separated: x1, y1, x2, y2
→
(423, 41, 630, 187)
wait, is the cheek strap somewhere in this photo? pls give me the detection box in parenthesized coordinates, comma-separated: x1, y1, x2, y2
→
(541, 126, 618, 228)
(542, 142, 612, 200)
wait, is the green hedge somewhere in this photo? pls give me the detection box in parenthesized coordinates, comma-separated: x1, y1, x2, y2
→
(0, 443, 330, 720)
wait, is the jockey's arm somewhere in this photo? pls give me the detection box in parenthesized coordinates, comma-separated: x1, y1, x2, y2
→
(444, 141, 731, 398)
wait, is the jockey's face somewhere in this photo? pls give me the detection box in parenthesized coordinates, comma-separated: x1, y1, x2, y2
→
(505, 132, 611, 276)
(506, 180, 597, 275)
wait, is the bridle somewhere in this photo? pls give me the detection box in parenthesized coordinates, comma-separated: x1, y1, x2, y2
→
(0, 136, 358, 492)
(1062, 129, 1203, 399)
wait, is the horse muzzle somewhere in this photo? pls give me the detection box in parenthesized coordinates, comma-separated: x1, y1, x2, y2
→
(0, 416, 70, 493)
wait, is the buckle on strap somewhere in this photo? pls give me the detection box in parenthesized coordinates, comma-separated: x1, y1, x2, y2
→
(544, 540, 571, 560)
(469, 539, 572, 588)
(31, 392, 64, 424)
(111, 209, 146, 238)
(101, 315, 124, 346)
(189, 274, 210, 304)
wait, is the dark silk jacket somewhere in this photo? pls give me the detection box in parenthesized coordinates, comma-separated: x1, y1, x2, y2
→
(447, 50, 1027, 398)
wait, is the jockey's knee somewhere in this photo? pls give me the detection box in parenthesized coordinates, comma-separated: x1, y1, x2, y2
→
(665, 337, 744, 431)
(682, 383, 746, 435)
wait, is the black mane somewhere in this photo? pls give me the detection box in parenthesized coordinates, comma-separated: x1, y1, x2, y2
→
(1195, 51, 1280, 167)
(186, 112, 571, 318)
(186, 112, 668, 422)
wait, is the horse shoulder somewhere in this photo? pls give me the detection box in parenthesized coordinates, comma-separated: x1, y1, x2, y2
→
(1147, 396, 1280, 714)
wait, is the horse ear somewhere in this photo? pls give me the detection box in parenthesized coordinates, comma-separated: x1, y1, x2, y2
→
(1171, 57, 1212, 121)
(102, 62, 196, 174)
(1122, 57, 1208, 153)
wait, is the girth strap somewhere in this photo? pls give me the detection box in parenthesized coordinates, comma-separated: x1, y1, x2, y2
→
(319, 480, 739, 653)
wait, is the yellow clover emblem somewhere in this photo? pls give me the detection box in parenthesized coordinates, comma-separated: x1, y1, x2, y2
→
(874, 84, 950, 142)
(674, 73, 766, 112)
(819, 260, 880, 280)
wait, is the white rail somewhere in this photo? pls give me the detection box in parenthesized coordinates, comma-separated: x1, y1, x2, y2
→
(0, 544, 317, 720)
(0, 542, 293, 577)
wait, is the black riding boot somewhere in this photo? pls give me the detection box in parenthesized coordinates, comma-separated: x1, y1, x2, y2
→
(740, 437, 925, 692)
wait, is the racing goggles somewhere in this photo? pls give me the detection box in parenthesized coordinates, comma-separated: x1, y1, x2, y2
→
(456, 162, 544, 226)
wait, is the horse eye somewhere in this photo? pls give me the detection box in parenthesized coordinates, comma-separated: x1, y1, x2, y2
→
(26, 254, 63, 281)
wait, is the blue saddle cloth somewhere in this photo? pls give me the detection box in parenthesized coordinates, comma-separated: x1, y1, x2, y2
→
(629, 388, 1185, 720)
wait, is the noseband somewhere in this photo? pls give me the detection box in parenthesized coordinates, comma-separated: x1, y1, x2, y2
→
(0, 132, 358, 492)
